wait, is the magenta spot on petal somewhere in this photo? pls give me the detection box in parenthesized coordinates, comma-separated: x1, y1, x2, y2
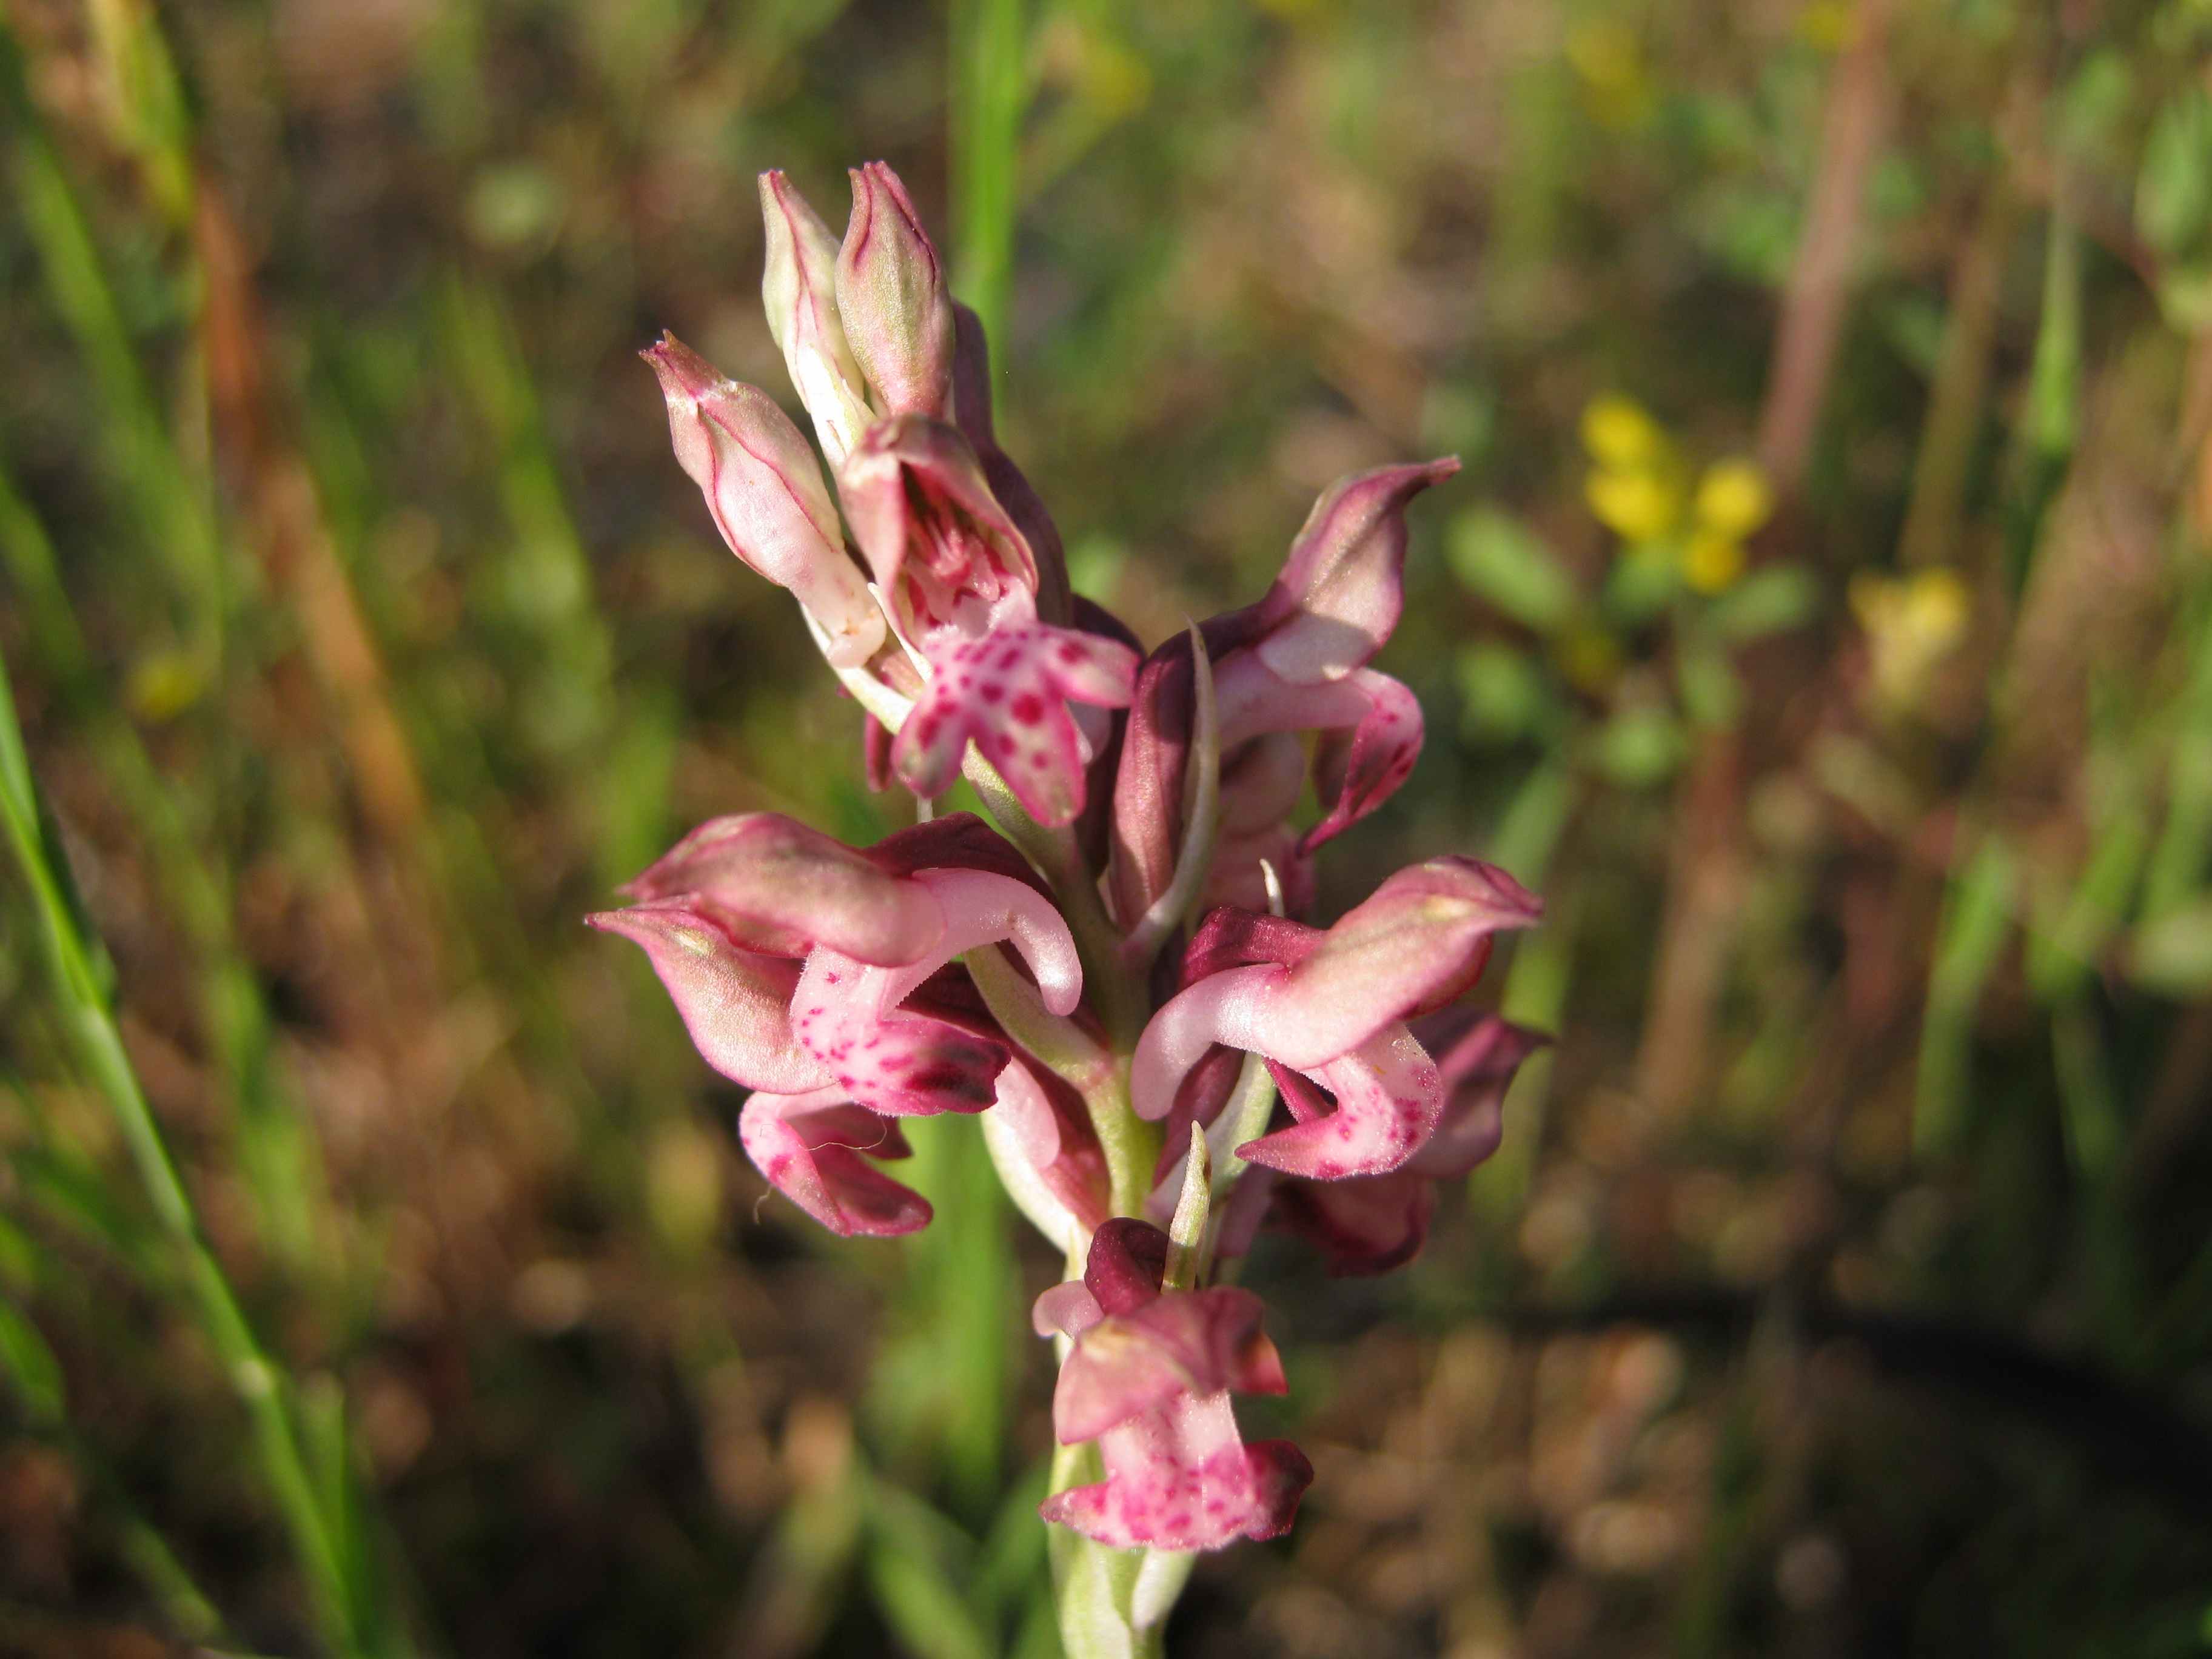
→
(1057, 640, 1085, 664)
(1011, 693, 1045, 726)
(977, 682, 1004, 704)
(998, 648, 1022, 671)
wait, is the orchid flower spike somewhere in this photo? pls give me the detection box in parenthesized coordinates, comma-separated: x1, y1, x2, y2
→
(1131, 857, 1541, 1180)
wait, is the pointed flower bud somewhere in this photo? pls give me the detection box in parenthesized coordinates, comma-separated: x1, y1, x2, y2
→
(643, 335, 884, 667)
(759, 170, 874, 467)
(835, 161, 955, 419)
(1035, 1222, 1311, 1552)
(1130, 860, 1541, 1179)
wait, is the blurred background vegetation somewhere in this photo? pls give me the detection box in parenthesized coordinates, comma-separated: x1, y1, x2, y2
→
(4, 0, 2212, 1654)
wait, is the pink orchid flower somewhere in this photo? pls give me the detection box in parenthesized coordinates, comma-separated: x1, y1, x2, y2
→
(590, 814, 1084, 1231)
(1111, 460, 1456, 923)
(1033, 1220, 1311, 1552)
(1130, 857, 1541, 1180)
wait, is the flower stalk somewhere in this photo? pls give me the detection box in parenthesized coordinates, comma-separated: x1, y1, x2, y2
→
(604, 160, 1549, 1655)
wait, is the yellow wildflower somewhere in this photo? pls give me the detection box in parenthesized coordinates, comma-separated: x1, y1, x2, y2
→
(1586, 466, 1680, 545)
(1850, 568, 1971, 709)
(1682, 529, 1748, 595)
(1581, 394, 1668, 472)
(1693, 460, 1772, 541)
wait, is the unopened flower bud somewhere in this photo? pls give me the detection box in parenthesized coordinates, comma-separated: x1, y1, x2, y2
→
(759, 170, 873, 466)
(836, 161, 954, 418)
(643, 334, 885, 668)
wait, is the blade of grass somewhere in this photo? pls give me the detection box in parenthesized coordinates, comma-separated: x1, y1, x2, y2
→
(1915, 835, 2017, 1158)
(0, 635, 406, 1659)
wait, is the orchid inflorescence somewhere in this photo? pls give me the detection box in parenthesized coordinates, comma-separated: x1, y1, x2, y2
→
(591, 159, 1546, 1653)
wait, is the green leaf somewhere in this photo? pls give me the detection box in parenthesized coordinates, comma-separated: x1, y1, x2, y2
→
(2138, 87, 2212, 258)
(1454, 642, 1552, 740)
(1601, 544, 1680, 626)
(1710, 565, 1818, 642)
(1595, 704, 1686, 789)
(2128, 898, 2212, 995)
(1447, 508, 1576, 632)
(1677, 646, 1743, 730)
(0, 1300, 64, 1420)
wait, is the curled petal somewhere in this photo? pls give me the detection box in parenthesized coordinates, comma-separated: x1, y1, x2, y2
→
(739, 1087, 930, 1237)
(891, 623, 1139, 825)
(836, 161, 954, 418)
(1409, 1015, 1547, 1179)
(587, 902, 826, 1093)
(624, 813, 944, 966)
(1235, 1026, 1443, 1181)
(642, 335, 883, 667)
(1255, 458, 1459, 684)
(1302, 670, 1423, 852)
(1272, 1173, 1435, 1276)
(759, 170, 872, 465)
(1215, 659, 1424, 851)
(862, 809, 1046, 893)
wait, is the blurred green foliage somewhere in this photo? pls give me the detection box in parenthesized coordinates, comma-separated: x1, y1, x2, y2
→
(4, 1, 2212, 1656)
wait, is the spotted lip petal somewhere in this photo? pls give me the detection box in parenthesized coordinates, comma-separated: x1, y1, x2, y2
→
(791, 865, 1082, 1118)
(891, 623, 1139, 826)
(586, 902, 825, 1093)
(738, 1087, 929, 1238)
(641, 335, 883, 669)
(835, 161, 954, 420)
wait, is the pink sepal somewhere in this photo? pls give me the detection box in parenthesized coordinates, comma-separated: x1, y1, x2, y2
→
(586, 902, 824, 1094)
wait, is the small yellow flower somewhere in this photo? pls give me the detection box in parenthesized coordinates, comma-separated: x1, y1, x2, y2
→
(1586, 466, 1680, 545)
(1851, 568, 1971, 709)
(1580, 394, 1667, 472)
(1682, 529, 1748, 595)
(1692, 460, 1772, 542)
